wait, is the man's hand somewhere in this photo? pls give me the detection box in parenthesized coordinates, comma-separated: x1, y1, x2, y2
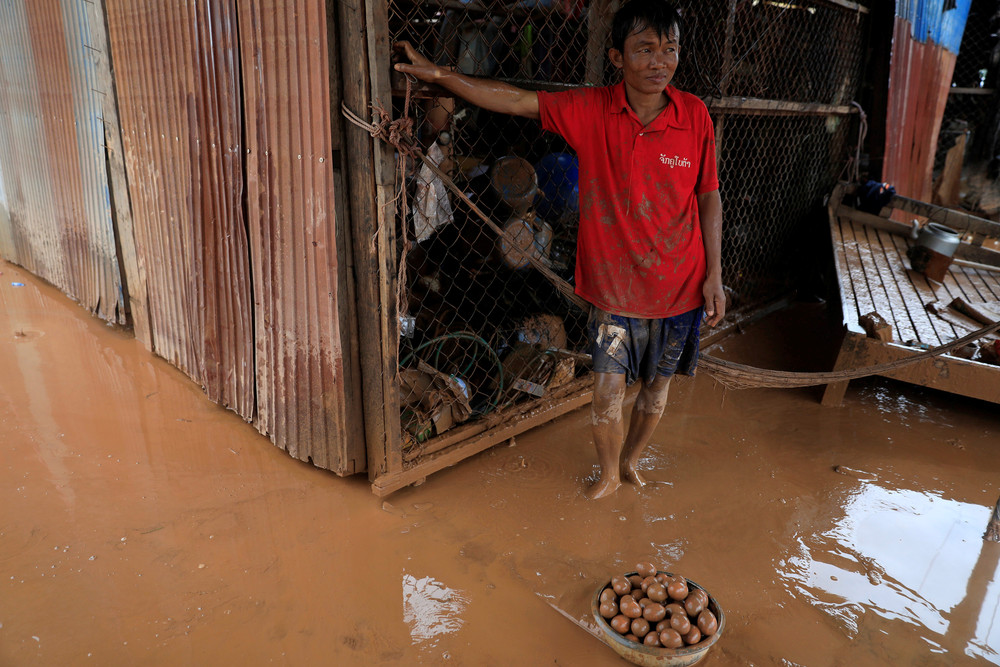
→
(392, 40, 540, 119)
(702, 273, 726, 327)
(394, 41, 441, 83)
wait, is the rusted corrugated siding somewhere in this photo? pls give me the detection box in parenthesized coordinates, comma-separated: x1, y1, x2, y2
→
(884, 2, 971, 200)
(0, 0, 124, 323)
(105, 1, 254, 418)
(237, 0, 356, 473)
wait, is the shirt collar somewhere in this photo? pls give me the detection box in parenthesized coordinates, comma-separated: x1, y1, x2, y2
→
(610, 80, 689, 131)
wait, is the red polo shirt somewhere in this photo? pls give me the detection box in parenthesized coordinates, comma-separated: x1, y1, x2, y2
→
(537, 82, 719, 318)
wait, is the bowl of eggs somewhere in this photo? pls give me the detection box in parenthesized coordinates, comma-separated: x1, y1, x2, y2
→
(591, 562, 724, 667)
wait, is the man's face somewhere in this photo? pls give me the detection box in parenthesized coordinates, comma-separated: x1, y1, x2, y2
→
(611, 26, 680, 96)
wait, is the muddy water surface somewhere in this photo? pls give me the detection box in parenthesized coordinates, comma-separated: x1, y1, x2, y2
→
(2, 265, 998, 666)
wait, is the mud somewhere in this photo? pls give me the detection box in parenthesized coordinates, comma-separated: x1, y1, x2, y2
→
(2, 266, 999, 666)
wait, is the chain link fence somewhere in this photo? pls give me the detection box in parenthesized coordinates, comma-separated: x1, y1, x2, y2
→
(387, 0, 869, 453)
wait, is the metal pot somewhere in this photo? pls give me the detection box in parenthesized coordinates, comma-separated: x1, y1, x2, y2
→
(915, 222, 961, 258)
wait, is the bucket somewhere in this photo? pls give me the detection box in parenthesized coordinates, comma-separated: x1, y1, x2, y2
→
(915, 222, 961, 258)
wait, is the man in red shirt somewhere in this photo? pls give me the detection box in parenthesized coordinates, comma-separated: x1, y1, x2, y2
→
(397, 0, 724, 498)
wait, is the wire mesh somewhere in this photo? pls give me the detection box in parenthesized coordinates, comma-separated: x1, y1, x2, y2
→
(386, 0, 869, 455)
(934, 0, 999, 214)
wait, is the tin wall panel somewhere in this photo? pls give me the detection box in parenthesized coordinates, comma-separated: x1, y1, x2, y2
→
(883, 4, 968, 200)
(237, 0, 357, 473)
(105, 0, 254, 418)
(0, 0, 123, 322)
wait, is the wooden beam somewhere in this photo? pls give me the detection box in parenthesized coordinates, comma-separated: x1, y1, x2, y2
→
(707, 97, 854, 116)
(888, 195, 1000, 239)
(948, 87, 995, 96)
(326, 0, 367, 472)
(334, 0, 401, 478)
(372, 376, 594, 496)
(91, 0, 152, 348)
(817, 0, 869, 14)
(585, 0, 616, 85)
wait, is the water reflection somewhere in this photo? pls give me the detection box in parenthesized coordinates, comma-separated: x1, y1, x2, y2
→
(402, 573, 468, 652)
(778, 483, 1000, 663)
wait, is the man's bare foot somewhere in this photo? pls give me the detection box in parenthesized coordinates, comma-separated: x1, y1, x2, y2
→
(586, 475, 621, 499)
(621, 460, 646, 487)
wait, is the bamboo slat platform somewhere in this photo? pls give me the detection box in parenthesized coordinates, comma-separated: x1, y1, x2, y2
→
(823, 185, 1000, 406)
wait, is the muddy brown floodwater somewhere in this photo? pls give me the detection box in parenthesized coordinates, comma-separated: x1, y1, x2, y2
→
(2, 260, 999, 666)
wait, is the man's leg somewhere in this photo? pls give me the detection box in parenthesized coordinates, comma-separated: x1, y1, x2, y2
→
(620, 374, 672, 487)
(588, 371, 627, 499)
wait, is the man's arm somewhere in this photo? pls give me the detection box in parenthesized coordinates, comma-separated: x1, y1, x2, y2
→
(394, 41, 539, 120)
(698, 189, 725, 327)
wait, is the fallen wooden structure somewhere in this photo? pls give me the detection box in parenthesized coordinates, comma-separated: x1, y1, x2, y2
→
(824, 183, 1000, 406)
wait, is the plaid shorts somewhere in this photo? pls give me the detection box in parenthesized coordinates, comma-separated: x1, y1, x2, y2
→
(588, 306, 703, 385)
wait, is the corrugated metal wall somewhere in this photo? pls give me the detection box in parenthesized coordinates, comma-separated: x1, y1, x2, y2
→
(0, 0, 125, 323)
(100, 0, 358, 472)
(238, 0, 359, 473)
(105, 0, 255, 418)
(884, 0, 972, 200)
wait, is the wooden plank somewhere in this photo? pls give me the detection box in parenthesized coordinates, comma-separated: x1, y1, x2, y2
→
(889, 195, 1000, 238)
(817, 0, 870, 13)
(334, 0, 400, 477)
(92, 0, 152, 349)
(365, 0, 404, 475)
(885, 232, 956, 344)
(859, 224, 916, 342)
(372, 377, 595, 496)
(707, 97, 853, 116)
(838, 218, 877, 321)
(850, 336, 1000, 405)
(948, 87, 996, 96)
(821, 330, 862, 407)
(403, 375, 594, 461)
(827, 186, 863, 333)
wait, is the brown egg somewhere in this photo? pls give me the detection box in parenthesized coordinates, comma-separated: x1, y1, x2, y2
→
(667, 578, 689, 601)
(637, 597, 652, 609)
(683, 591, 706, 617)
(655, 619, 671, 633)
(641, 575, 657, 593)
(642, 602, 666, 623)
(600, 588, 617, 605)
(646, 582, 668, 603)
(643, 631, 661, 647)
(624, 634, 639, 643)
(628, 575, 643, 590)
(669, 612, 691, 635)
(636, 562, 657, 578)
(599, 601, 618, 619)
(631, 617, 650, 638)
(659, 628, 684, 648)
(612, 576, 631, 596)
(683, 626, 702, 645)
(655, 572, 671, 585)
(610, 614, 631, 634)
(697, 609, 718, 637)
(664, 602, 686, 618)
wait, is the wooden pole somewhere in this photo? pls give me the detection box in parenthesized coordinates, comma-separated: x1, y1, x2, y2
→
(585, 0, 615, 85)
(333, 0, 402, 478)
(326, 0, 368, 472)
(986, 495, 1000, 542)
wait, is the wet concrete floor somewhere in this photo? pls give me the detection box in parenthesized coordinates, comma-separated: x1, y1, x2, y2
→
(2, 260, 999, 666)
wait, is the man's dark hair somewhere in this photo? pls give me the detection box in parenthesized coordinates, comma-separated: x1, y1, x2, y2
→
(610, 0, 682, 52)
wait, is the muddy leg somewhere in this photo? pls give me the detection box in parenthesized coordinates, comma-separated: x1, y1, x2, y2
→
(588, 372, 627, 499)
(620, 375, 671, 487)
(985, 495, 1000, 542)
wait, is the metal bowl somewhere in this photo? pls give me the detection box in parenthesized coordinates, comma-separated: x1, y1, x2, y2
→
(591, 572, 725, 667)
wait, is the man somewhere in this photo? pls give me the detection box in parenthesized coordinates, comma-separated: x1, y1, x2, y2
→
(395, 0, 724, 499)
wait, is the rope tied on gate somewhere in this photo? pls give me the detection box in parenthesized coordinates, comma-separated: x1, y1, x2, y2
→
(341, 94, 1000, 391)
